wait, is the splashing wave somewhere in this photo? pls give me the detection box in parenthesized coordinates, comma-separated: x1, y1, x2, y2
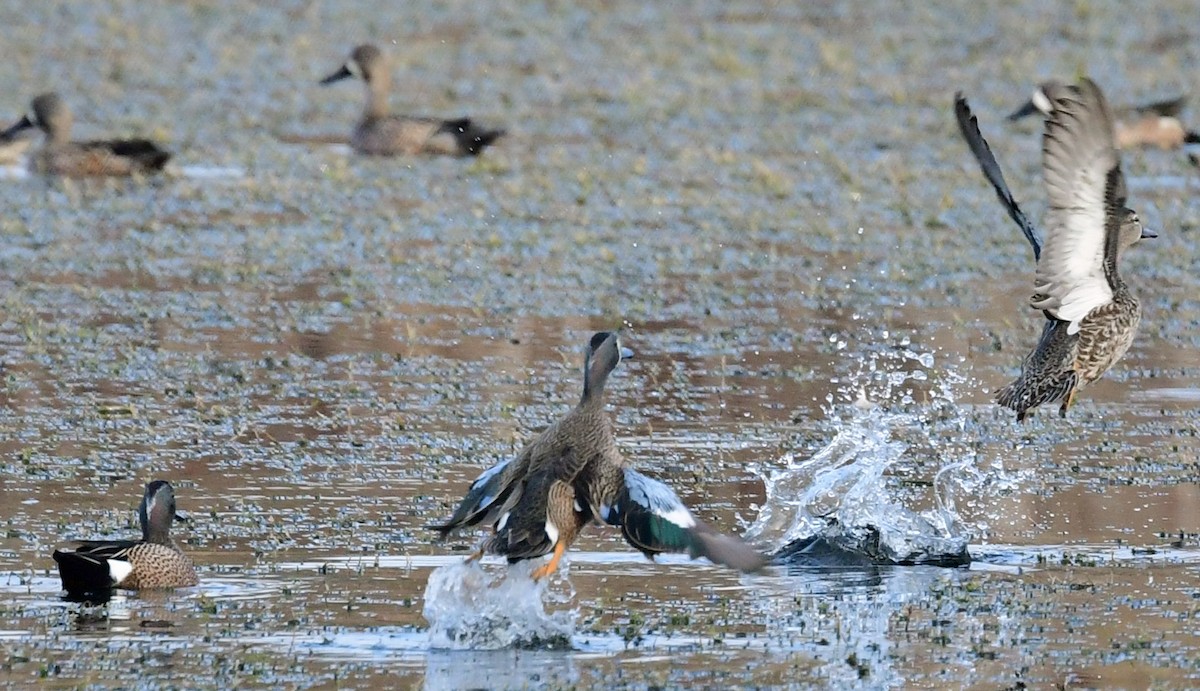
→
(422, 559, 577, 650)
(747, 334, 1008, 566)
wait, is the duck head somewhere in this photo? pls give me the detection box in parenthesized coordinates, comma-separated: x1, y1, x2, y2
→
(321, 44, 384, 85)
(582, 331, 634, 403)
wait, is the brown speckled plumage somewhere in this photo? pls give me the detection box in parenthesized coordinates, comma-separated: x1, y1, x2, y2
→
(956, 79, 1154, 421)
(430, 332, 766, 579)
(53, 480, 198, 597)
(320, 44, 504, 157)
(2, 93, 170, 176)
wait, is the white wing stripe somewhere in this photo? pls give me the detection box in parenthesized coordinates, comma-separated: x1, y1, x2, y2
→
(623, 469, 696, 528)
(108, 560, 134, 585)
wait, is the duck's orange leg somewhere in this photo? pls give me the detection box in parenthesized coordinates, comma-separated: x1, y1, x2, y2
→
(530, 541, 566, 581)
(465, 547, 485, 563)
(1059, 386, 1078, 418)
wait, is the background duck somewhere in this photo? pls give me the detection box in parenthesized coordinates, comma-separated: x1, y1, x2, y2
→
(956, 79, 1155, 421)
(52, 480, 198, 598)
(429, 331, 766, 580)
(1009, 80, 1200, 152)
(320, 44, 505, 157)
(1, 93, 171, 176)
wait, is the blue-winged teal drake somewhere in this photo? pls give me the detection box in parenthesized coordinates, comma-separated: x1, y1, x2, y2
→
(956, 79, 1156, 421)
(53, 480, 198, 596)
(1, 93, 171, 176)
(1010, 81, 1200, 151)
(430, 332, 766, 579)
(320, 44, 505, 157)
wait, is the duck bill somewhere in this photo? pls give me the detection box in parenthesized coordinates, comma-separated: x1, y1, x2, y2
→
(1140, 227, 1158, 239)
(319, 65, 353, 85)
(1006, 100, 1039, 121)
(0, 114, 33, 142)
(620, 347, 634, 360)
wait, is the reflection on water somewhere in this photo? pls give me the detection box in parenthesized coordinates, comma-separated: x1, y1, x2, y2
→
(176, 165, 247, 181)
(0, 164, 29, 179)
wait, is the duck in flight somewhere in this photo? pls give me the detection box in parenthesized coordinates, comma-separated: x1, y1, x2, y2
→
(955, 79, 1156, 421)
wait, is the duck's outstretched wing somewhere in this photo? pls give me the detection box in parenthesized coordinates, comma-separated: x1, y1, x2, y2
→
(427, 452, 526, 539)
(1033, 79, 1122, 331)
(954, 92, 1043, 260)
(601, 468, 766, 573)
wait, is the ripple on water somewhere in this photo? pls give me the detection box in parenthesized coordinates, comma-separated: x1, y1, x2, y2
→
(1131, 387, 1200, 402)
(0, 165, 29, 179)
(176, 164, 247, 180)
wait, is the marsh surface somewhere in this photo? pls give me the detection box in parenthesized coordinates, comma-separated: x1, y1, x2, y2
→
(2, 1, 1199, 687)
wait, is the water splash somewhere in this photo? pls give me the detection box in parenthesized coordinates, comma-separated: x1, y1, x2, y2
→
(748, 333, 999, 565)
(422, 559, 577, 650)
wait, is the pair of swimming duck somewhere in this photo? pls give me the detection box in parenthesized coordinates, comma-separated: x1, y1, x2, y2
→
(54, 331, 764, 599)
(1, 43, 503, 177)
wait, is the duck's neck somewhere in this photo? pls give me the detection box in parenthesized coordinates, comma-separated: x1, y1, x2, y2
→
(579, 382, 607, 409)
(43, 124, 69, 147)
(144, 520, 172, 545)
(364, 76, 391, 119)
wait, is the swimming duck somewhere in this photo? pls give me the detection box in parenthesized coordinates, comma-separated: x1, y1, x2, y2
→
(956, 79, 1156, 421)
(430, 332, 766, 579)
(1009, 81, 1200, 151)
(320, 44, 505, 157)
(1, 93, 171, 176)
(53, 480, 198, 597)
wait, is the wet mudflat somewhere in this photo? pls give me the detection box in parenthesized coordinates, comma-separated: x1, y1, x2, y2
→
(2, 1, 1200, 688)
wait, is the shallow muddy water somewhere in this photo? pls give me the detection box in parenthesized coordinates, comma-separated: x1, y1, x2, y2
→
(1, 1, 1199, 688)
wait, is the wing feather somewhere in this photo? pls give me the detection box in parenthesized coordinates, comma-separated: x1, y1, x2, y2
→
(426, 454, 525, 538)
(953, 93, 1043, 260)
(604, 469, 765, 573)
(1033, 80, 1120, 329)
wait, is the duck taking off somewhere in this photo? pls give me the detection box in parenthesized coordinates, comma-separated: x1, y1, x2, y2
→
(429, 332, 766, 580)
(955, 79, 1156, 421)
(320, 44, 505, 157)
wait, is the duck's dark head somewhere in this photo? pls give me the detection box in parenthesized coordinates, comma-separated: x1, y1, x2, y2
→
(3, 92, 69, 143)
(140, 480, 182, 544)
(582, 331, 634, 403)
(321, 44, 384, 85)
